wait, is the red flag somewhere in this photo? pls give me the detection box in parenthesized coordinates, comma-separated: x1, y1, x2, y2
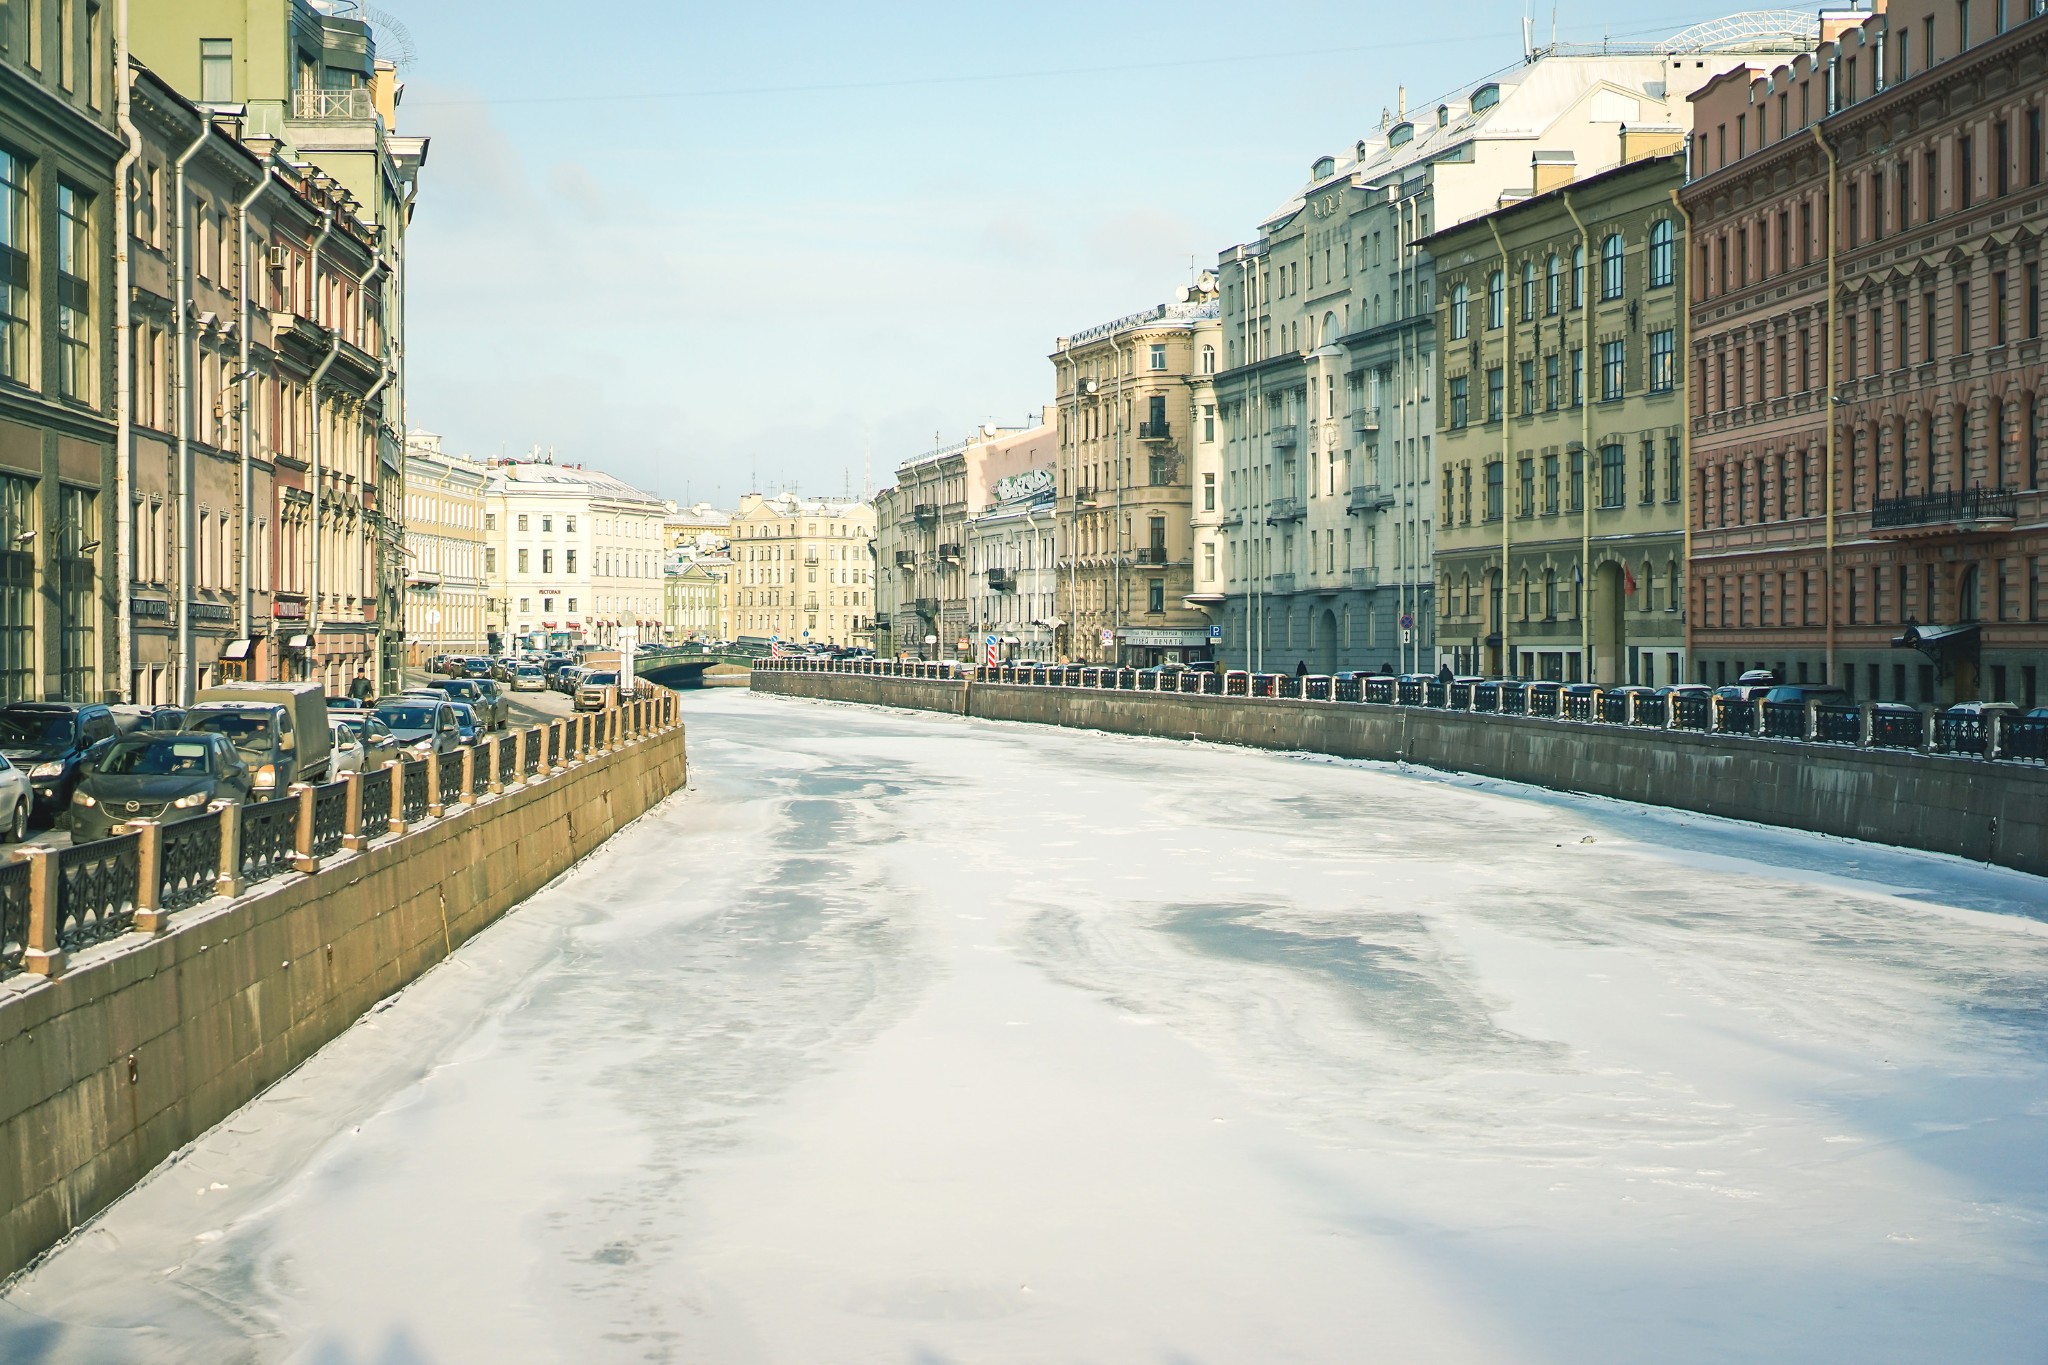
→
(1623, 565, 1638, 595)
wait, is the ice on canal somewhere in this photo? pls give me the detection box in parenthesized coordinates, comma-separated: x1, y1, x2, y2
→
(3, 687, 2046, 1363)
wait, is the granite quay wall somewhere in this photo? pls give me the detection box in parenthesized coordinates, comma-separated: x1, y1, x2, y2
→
(0, 692, 688, 1280)
(750, 667, 2047, 879)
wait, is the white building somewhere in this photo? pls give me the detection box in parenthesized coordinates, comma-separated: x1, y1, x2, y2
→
(484, 460, 669, 651)
(967, 468, 1058, 661)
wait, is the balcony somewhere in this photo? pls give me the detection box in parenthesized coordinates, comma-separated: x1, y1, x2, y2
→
(913, 503, 939, 523)
(1270, 427, 1299, 452)
(914, 597, 939, 617)
(1218, 511, 1243, 529)
(1135, 547, 1173, 566)
(1346, 567, 1380, 591)
(894, 549, 916, 568)
(987, 567, 1015, 591)
(1351, 411, 1380, 436)
(938, 542, 963, 562)
(1871, 488, 2019, 537)
(1072, 485, 1098, 505)
(1266, 496, 1305, 523)
(1138, 420, 1171, 442)
(291, 88, 377, 122)
(1347, 484, 1394, 514)
(1267, 573, 1297, 596)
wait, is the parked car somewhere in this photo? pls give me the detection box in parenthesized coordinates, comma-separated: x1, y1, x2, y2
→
(68, 733, 252, 843)
(372, 698, 465, 756)
(446, 701, 482, 744)
(327, 695, 368, 713)
(334, 712, 404, 766)
(512, 664, 547, 692)
(575, 671, 619, 712)
(1762, 685, 1851, 706)
(329, 719, 369, 777)
(417, 678, 508, 729)
(111, 704, 188, 736)
(0, 753, 31, 842)
(0, 701, 122, 824)
(459, 657, 494, 679)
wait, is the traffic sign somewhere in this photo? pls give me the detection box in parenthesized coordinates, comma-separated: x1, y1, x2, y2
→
(1208, 624, 1223, 639)
(1399, 613, 1414, 630)
(984, 633, 999, 666)
(1099, 629, 1115, 648)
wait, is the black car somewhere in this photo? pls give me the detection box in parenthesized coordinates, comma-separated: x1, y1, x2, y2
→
(69, 733, 251, 843)
(0, 701, 122, 824)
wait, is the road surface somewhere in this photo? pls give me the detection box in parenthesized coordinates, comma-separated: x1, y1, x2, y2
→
(3, 687, 2045, 1363)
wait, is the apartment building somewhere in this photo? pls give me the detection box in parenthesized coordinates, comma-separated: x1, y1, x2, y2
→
(401, 432, 486, 662)
(968, 467, 1057, 661)
(1429, 150, 1691, 686)
(1213, 15, 1818, 675)
(664, 552, 725, 641)
(1683, 0, 2048, 705)
(1052, 281, 1220, 665)
(0, 0, 121, 702)
(485, 460, 667, 651)
(727, 492, 873, 647)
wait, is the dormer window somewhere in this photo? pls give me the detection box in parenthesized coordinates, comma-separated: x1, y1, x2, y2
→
(1438, 104, 1451, 127)
(1312, 155, 1336, 180)
(1389, 121, 1414, 147)
(1471, 83, 1501, 112)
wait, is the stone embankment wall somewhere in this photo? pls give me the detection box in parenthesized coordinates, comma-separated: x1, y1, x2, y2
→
(0, 721, 688, 1280)
(751, 670, 2045, 877)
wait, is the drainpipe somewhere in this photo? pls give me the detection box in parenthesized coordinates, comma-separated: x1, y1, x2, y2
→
(173, 121, 215, 706)
(357, 250, 388, 670)
(234, 165, 273, 656)
(1563, 188, 1594, 684)
(113, 0, 138, 702)
(1814, 125, 1840, 686)
(1487, 215, 1513, 680)
(305, 209, 334, 683)
(1671, 187, 1694, 680)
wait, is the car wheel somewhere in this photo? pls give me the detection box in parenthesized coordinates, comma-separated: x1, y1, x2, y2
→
(4, 798, 21, 843)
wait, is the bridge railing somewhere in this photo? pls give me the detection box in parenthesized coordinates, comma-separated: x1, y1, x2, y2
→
(0, 684, 685, 983)
(751, 657, 2042, 771)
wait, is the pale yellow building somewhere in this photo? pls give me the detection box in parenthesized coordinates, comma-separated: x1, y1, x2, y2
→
(728, 494, 875, 647)
(402, 434, 489, 663)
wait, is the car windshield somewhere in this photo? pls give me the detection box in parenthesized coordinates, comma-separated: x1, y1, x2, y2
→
(584, 672, 618, 685)
(375, 706, 439, 731)
(188, 713, 273, 748)
(0, 711, 77, 747)
(99, 738, 214, 777)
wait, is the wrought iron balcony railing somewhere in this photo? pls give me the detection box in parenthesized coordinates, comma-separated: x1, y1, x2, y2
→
(1871, 487, 2018, 533)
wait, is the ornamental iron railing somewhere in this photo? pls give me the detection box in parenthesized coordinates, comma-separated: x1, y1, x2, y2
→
(239, 797, 299, 886)
(159, 812, 223, 912)
(57, 834, 141, 950)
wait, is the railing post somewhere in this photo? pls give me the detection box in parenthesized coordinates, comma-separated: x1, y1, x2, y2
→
(1753, 697, 1767, 734)
(1802, 699, 1818, 741)
(1707, 696, 1722, 733)
(22, 846, 63, 977)
(1858, 701, 1876, 747)
(1919, 704, 1939, 752)
(387, 759, 408, 835)
(1986, 711, 2004, 760)
(486, 736, 504, 794)
(426, 751, 446, 818)
(343, 770, 369, 850)
(216, 801, 246, 899)
(460, 745, 478, 805)
(132, 822, 168, 935)
(511, 727, 526, 786)
(293, 782, 320, 874)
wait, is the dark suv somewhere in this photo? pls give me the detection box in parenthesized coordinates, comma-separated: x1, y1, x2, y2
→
(0, 702, 121, 825)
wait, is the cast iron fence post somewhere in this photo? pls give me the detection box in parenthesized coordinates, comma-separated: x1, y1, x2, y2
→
(460, 746, 477, 805)
(132, 821, 167, 935)
(388, 759, 410, 836)
(343, 771, 367, 851)
(511, 729, 526, 787)
(485, 737, 503, 795)
(426, 751, 445, 818)
(1858, 701, 1876, 747)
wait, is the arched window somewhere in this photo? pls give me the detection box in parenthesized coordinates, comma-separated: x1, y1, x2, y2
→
(1450, 283, 1470, 339)
(1543, 568, 1558, 620)
(1571, 244, 1586, 308)
(1201, 344, 1216, 374)
(1521, 259, 1537, 320)
(1648, 219, 1675, 288)
(1600, 233, 1626, 300)
(1546, 254, 1561, 314)
(1487, 270, 1505, 329)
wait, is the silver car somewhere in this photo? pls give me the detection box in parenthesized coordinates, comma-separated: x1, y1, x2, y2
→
(0, 752, 31, 842)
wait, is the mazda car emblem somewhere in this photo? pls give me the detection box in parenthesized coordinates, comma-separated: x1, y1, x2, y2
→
(125, 800, 140, 813)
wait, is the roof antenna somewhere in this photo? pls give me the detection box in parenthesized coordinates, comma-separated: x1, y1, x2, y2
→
(1523, 7, 1535, 60)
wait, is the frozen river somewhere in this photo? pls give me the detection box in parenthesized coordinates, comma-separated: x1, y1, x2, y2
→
(4, 688, 2047, 1363)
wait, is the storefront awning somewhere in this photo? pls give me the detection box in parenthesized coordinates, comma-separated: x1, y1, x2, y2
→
(286, 634, 311, 649)
(222, 639, 253, 660)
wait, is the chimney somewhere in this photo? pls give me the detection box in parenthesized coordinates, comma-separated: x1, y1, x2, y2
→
(1398, 86, 1408, 120)
(1619, 124, 1686, 164)
(1531, 149, 1577, 195)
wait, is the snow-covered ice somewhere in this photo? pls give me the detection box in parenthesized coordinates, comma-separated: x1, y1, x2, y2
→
(3, 687, 2045, 1363)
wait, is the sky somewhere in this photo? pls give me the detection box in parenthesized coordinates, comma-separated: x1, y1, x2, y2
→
(390, 0, 1756, 505)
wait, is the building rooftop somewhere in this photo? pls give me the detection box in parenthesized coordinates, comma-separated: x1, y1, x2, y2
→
(486, 460, 667, 505)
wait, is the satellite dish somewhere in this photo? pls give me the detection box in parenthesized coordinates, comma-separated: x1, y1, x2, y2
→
(365, 6, 419, 72)
(981, 423, 998, 437)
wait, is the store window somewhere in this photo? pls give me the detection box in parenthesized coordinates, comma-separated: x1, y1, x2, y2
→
(58, 486, 96, 699)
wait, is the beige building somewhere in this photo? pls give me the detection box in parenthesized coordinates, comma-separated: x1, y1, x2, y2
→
(401, 433, 487, 662)
(1429, 150, 1690, 686)
(728, 493, 874, 647)
(665, 552, 726, 641)
(664, 502, 731, 555)
(1053, 280, 1222, 665)
(484, 460, 667, 652)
